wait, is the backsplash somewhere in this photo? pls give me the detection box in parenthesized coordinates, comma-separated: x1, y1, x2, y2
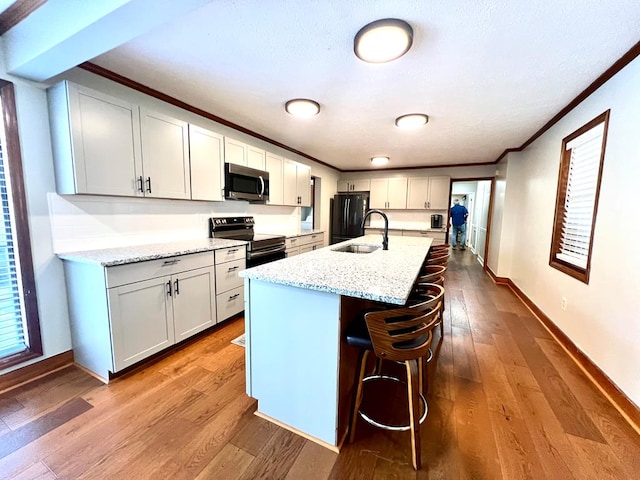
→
(48, 193, 301, 253)
(367, 209, 448, 230)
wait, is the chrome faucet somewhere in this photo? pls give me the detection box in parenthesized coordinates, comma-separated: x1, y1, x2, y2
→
(361, 209, 389, 250)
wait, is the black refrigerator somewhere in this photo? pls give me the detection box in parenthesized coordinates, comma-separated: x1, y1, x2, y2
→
(330, 192, 370, 244)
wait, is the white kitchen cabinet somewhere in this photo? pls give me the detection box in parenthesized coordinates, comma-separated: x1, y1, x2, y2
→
(247, 146, 266, 170)
(48, 81, 143, 196)
(427, 176, 451, 210)
(402, 229, 446, 245)
(63, 251, 218, 381)
(338, 179, 371, 192)
(283, 159, 311, 206)
(266, 152, 284, 205)
(139, 108, 191, 200)
(225, 137, 247, 166)
(286, 232, 324, 256)
(369, 177, 407, 209)
(189, 124, 224, 201)
(407, 176, 450, 210)
(214, 247, 246, 322)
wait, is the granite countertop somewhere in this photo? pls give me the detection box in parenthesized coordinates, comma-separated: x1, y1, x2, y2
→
(240, 235, 432, 304)
(56, 238, 247, 267)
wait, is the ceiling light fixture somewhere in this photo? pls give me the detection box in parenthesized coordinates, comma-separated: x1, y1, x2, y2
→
(354, 18, 413, 63)
(371, 156, 389, 166)
(395, 113, 429, 129)
(285, 99, 320, 118)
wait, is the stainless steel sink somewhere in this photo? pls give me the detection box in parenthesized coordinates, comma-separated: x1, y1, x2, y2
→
(332, 244, 380, 254)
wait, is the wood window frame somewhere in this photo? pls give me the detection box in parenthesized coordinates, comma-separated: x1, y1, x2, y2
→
(0, 80, 43, 369)
(548, 110, 610, 284)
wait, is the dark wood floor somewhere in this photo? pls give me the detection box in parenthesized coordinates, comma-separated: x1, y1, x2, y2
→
(1, 250, 639, 479)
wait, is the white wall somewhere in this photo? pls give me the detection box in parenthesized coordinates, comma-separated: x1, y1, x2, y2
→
(489, 56, 640, 405)
(0, 43, 73, 374)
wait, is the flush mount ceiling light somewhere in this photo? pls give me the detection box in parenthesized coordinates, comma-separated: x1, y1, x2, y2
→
(285, 99, 320, 118)
(371, 156, 390, 166)
(354, 18, 413, 63)
(395, 113, 429, 129)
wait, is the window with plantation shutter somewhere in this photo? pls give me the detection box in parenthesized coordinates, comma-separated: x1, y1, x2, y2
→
(549, 110, 610, 284)
(0, 81, 42, 370)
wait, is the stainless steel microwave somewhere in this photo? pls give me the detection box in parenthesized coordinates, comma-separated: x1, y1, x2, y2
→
(224, 163, 270, 202)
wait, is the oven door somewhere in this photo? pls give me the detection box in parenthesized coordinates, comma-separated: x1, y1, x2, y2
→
(247, 244, 286, 268)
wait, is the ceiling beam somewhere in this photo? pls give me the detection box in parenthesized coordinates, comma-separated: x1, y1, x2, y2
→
(2, 0, 212, 81)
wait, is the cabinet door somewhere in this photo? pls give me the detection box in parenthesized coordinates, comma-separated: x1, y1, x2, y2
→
(140, 109, 190, 199)
(108, 276, 174, 372)
(337, 180, 350, 192)
(64, 83, 143, 196)
(407, 177, 429, 209)
(427, 176, 451, 210)
(297, 163, 312, 206)
(247, 146, 266, 170)
(351, 179, 371, 192)
(386, 178, 408, 209)
(369, 178, 388, 209)
(172, 266, 216, 342)
(283, 159, 299, 205)
(266, 153, 284, 205)
(189, 125, 224, 201)
(225, 138, 247, 166)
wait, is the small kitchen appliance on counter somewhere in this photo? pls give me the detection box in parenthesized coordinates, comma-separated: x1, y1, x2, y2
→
(209, 216, 286, 267)
(430, 214, 443, 229)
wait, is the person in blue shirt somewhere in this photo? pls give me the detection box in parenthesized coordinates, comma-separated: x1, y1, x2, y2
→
(450, 199, 469, 250)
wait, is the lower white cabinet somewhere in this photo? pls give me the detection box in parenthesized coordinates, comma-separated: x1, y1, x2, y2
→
(215, 248, 246, 322)
(63, 250, 233, 381)
(286, 232, 325, 256)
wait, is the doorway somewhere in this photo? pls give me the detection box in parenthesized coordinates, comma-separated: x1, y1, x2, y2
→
(449, 178, 495, 269)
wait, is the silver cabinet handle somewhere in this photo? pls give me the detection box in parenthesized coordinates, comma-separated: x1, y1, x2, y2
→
(227, 248, 238, 253)
(162, 259, 179, 266)
(146, 177, 152, 194)
(229, 293, 240, 301)
(228, 266, 239, 272)
(424, 202, 427, 209)
(138, 176, 144, 193)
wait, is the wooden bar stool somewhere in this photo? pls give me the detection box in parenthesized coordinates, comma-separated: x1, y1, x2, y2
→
(417, 264, 446, 283)
(346, 298, 442, 470)
(427, 244, 450, 257)
(425, 252, 450, 267)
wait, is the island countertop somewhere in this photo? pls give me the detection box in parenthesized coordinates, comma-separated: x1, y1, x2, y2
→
(239, 235, 432, 304)
(56, 238, 247, 266)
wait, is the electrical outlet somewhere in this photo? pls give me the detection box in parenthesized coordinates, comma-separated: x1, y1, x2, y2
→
(561, 297, 567, 311)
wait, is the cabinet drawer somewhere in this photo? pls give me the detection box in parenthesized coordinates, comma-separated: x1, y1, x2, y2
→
(286, 247, 300, 257)
(217, 286, 244, 322)
(215, 258, 245, 293)
(107, 251, 214, 288)
(285, 237, 300, 249)
(298, 233, 323, 246)
(215, 246, 246, 264)
(299, 245, 314, 254)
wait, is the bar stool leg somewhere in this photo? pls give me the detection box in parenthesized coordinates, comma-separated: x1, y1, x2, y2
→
(349, 349, 370, 443)
(406, 359, 422, 470)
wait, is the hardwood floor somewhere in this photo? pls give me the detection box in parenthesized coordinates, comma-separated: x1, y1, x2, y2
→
(1, 250, 639, 479)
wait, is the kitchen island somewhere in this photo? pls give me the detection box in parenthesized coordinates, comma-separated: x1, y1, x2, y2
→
(239, 234, 432, 450)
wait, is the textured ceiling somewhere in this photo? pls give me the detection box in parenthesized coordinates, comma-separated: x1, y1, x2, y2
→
(90, 0, 640, 171)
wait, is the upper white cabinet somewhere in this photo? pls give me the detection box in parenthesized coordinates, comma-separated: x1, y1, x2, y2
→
(266, 152, 284, 205)
(337, 179, 371, 192)
(247, 146, 266, 170)
(139, 108, 191, 200)
(189, 124, 224, 201)
(48, 81, 143, 196)
(369, 177, 407, 209)
(224, 137, 247, 166)
(283, 159, 311, 206)
(407, 176, 450, 210)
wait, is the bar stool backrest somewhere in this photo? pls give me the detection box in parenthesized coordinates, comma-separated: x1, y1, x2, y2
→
(417, 265, 446, 283)
(426, 253, 449, 266)
(364, 298, 442, 362)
